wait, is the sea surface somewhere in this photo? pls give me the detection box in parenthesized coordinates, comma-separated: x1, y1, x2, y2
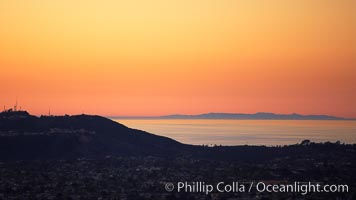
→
(113, 119, 356, 146)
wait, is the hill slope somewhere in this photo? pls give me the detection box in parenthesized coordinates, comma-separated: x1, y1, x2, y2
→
(0, 111, 185, 160)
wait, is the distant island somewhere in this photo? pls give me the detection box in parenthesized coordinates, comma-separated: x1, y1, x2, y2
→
(113, 112, 349, 120)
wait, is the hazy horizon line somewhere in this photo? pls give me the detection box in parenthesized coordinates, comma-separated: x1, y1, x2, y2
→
(2, 109, 355, 120)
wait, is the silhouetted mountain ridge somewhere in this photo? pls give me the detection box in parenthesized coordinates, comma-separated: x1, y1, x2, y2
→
(0, 111, 186, 160)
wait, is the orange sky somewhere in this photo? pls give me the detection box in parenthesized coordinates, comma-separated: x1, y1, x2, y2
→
(0, 0, 355, 117)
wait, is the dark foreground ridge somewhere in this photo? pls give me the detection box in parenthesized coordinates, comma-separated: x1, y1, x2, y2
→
(0, 110, 186, 160)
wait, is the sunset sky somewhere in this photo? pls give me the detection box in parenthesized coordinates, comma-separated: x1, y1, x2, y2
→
(0, 0, 355, 117)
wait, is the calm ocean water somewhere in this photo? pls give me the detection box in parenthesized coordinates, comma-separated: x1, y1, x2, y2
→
(113, 119, 356, 146)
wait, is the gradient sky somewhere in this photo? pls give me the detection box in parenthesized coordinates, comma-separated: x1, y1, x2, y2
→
(0, 0, 355, 117)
